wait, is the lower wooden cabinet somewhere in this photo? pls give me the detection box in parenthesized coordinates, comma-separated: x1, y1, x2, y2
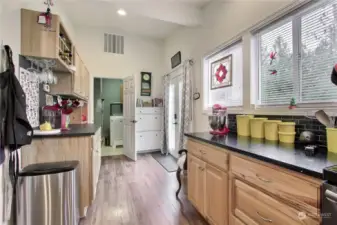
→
(188, 154, 206, 215)
(21, 128, 102, 218)
(205, 164, 228, 225)
(233, 179, 319, 225)
(91, 128, 101, 202)
(188, 153, 229, 225)
(187, 139, 321, 225)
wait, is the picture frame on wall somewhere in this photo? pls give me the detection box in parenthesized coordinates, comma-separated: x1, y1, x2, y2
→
(210, 54, 233, 90)
(140, 72, 152, 96)
(171, 51, 182, 69)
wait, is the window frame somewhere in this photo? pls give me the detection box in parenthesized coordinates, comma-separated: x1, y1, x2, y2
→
(202, 38, 244, 112)
(255, 0, 337, 109)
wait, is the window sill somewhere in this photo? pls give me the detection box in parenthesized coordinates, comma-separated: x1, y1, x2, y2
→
(202, 104, 337, 117)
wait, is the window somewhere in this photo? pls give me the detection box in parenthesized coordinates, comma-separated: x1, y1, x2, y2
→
(203, 41, 243, 109)
(257, 0, 337, 106)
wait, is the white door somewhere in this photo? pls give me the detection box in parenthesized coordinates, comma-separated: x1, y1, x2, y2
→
(168, 74, 183, 158)
(123, 75, 137, 161)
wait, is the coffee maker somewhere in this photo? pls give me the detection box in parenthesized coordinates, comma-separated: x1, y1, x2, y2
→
(208, 104, 229, 136)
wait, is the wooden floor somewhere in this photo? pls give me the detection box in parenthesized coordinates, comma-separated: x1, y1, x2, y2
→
(80, 154, 207, 225)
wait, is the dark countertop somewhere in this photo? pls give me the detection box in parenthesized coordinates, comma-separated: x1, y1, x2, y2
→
(185, 132, 337, 179)
(32, 124, 100, 138)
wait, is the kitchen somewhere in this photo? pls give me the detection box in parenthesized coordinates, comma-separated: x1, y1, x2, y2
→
(2, 0, 337, 225)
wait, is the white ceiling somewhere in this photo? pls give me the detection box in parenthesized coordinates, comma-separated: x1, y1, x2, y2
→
(58, 0, 212, 39)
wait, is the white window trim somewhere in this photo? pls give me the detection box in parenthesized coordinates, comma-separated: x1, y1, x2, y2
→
(202, 37, 243, 113)
(201, 0, 337, 116)
(252, 0, 337, 113)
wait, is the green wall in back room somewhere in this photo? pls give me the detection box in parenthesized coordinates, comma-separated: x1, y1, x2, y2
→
(94, 78, 123, 138)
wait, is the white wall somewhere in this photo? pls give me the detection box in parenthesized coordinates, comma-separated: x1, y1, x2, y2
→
(164, 0, 295, 132)
(75, 26, 165, 122)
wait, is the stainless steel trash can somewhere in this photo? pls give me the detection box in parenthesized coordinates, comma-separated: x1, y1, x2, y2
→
(17, 161, 79, 225)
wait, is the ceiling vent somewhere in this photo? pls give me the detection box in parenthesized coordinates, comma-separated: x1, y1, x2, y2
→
(104, 33, 124, 54)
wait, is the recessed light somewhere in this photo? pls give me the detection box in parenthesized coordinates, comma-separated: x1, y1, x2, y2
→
(117, 9, 127, 16)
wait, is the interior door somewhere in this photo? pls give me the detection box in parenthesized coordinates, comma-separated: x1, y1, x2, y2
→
(123, 76, 137, 161)
(168, 74, 183, 157)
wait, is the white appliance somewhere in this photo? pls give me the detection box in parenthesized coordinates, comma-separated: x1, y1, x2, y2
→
(110, 115, 124, 148)
(136, 107, 163, 153)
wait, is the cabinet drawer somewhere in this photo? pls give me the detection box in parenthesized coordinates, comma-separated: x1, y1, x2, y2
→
(187, 140, 228, 171)
(234, 179, 318, 225)
(231, 156, 320, 216)
(136, 114, 162, 131)
(203, 145, 228, 171)
(136, 107, 162, 114)
(187, 140, 202, 158)
(136, 131, 161, 151)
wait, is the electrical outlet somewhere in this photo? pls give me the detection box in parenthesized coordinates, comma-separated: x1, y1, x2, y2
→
(43, 84, 50, 92)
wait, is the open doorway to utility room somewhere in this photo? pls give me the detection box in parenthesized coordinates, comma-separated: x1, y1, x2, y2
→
(94, 77, 124, 156)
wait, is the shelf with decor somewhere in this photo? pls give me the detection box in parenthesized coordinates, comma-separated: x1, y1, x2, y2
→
(49, 48, 90, 101)
(21, 8, 74, 73)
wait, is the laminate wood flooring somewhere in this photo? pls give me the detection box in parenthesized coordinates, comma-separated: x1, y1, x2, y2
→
(80, 154, 207, 225)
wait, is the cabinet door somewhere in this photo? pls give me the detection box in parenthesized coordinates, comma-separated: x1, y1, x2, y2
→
(80, 61, 86, 97)
(85, 67, 90, 99)
(188, 154, 206, 215)
(21, 9, 59, 58)
(205, 164, 228, 225)
(73, 51, 81, 95)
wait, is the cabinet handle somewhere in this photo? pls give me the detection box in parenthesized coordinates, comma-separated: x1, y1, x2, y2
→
(256, 174, 272, 183)
(256, 212, 272, 223)
(198, 166, 204, 171)
(325, 190, 337, 204)
(199, 150, 206, 155)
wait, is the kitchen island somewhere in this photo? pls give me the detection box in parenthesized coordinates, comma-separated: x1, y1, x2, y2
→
(185, 132, 337, 225)
(21, 124, 101, 218)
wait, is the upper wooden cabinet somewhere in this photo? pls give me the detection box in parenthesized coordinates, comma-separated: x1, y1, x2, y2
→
(49, 49, 89, 100)
(73, 51, 82, 96)
(21, 9, 74, 73)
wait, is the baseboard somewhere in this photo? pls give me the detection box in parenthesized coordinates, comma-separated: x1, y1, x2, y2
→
(137, 149, 161, 154)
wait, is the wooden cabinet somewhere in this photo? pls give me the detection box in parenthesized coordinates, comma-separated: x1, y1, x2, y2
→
(73, 51, 82, 96)
(205, 164, 228, 225)
(233, 179, 318, 225)
(83, 66, 90, 99)
(188, 154, 206, 215)
(187, 139, 322, 225)
(231, 155, 320, 216)
(21, 128, 102, 218)
(21, 9, 74, 73)
(91, 128, 101, 202)
(50, 50, 90, 100)
(21, 9, 90, 101)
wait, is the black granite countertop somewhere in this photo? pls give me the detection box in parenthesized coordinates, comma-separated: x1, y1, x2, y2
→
(32, 124, 100, 138)
(185, 132, 337, 179)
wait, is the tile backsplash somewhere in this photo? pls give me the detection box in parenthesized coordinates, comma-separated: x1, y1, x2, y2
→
(228, 114, 328, 145)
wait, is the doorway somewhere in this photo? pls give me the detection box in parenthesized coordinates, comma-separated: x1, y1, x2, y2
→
(168, 73, 183, 158)
(93, 77, 124, 156)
